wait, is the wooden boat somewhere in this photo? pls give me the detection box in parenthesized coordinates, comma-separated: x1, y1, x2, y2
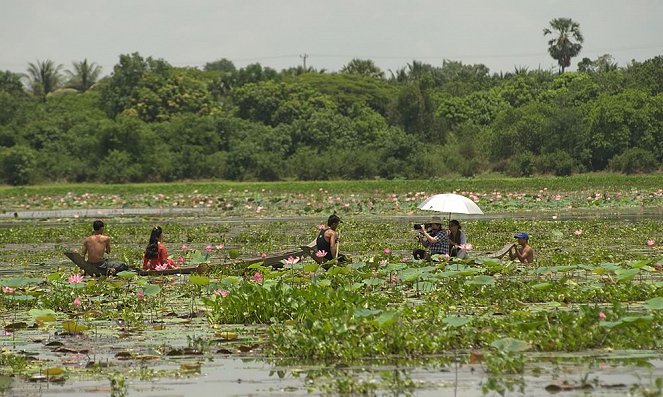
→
(64, 241, 318, 277)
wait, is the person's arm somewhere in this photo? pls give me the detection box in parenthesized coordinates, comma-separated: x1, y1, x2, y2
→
(460, 232, 466, 246)
(420, 227, 439, 244)
(81, 239, 88, 261)
(508, 245, 517, 260)
(105, 236, 111, 254)
(159, 243, 169, 263)
(329, 231, 339, 258)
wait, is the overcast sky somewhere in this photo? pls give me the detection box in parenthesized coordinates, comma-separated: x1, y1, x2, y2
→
(2, 0, 662, 77)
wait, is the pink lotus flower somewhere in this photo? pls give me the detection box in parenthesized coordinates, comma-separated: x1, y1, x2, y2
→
(68, 274, 84, 284)
(318, 224, 326, 230)
(205, 244, 213, 253)
(213, 288, 229, 298)
(137, 290, 144, 300)
(284, 256, 300, 265)
(646, 239, 655, 247)
(177, 256, 185, 265)
(215, 244, 224, 250)
(315, 250, 327, 258)
(252, 272, 264, 283)
(390, 275, 398, 284)
(598, 311, 606, 320)
(180, 244, 189, 252)
(260, 252, 268, 259)
(2, 286, 15, 294)
(574, 229, 583, 236)
(379, 259, 388, 266)
(383, 247, 391, 255)
(73, 297, 81, 307)
(154, 263, 168, 271)
(461, 243, 473, 251)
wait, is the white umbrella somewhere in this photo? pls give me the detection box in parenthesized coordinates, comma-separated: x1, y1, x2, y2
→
(417, 193, 483, 216)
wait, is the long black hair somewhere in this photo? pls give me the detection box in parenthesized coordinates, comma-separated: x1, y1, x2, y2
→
(145, 226, 162, 259)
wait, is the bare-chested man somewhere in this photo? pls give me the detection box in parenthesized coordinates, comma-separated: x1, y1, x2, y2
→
(81, 220, 128, 275)
(509, 232, 534, 264)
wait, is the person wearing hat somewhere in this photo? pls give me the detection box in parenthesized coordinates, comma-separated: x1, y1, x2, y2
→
(316, 214, 346, 262)
(509, 232, 534, 263)
(413, 216, 449, 260)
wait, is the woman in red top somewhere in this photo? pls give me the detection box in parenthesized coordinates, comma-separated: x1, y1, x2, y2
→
(143, 226, 177, 270)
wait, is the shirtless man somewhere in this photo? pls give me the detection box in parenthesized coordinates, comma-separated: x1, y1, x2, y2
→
(81, 220, 127, 275)
(316, 214, 347, 263)
(509, 232, 534, 263)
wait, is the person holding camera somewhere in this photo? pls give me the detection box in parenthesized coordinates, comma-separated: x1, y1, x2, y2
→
(413, 216, 449, 260)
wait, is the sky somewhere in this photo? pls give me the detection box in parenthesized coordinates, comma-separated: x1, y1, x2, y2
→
(1, 0, 662, 78)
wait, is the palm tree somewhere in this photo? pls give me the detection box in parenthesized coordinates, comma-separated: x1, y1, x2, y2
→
(66, 59, 102, 91)
(340, 59, 384, 79)
(543, 18, 584, 73)
(26, 59, 63, 97)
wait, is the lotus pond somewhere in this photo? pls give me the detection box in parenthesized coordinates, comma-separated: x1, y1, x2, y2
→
(0, 178, 662, 396)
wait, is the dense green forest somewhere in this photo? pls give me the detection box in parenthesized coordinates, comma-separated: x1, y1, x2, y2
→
(0, 51, 662, 185)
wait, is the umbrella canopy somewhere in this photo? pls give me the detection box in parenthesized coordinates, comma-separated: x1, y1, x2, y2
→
(418, 194, 483, 215)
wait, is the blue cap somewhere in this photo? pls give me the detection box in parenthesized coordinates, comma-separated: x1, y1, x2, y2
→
(514, 232, 529, 240)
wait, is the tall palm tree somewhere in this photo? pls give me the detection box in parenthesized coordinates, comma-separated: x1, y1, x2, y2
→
(26, 59, 63, 97)
(543, 18, 584, 73)
(66, 59, 102, 92)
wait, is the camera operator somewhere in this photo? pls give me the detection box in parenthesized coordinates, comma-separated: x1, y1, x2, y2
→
(413, 216, 449, 260)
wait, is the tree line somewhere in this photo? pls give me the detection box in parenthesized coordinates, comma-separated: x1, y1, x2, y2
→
(0, 19, 661, 185)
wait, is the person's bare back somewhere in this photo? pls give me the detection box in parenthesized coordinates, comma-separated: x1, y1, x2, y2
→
(81, 220, 111, 264)
(82, 234, 110, 263)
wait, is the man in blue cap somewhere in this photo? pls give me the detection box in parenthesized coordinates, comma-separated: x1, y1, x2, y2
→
(509, 232, 534, 263)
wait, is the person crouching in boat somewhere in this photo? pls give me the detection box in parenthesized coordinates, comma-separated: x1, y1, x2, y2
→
(82, 219, 129, 275)
(143, 226, 177, 270)
(316, 214, 347, 264)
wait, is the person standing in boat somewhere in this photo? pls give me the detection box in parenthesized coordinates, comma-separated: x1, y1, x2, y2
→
(316, 214, 346, 263)
(448, 220, 468, 258)
(81, 220, 128, 275)
(509, 232, 534, 263)
(143, 226, 177, 270)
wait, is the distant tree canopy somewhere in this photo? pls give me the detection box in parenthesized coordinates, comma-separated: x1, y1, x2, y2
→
(0, 51, 661, 185)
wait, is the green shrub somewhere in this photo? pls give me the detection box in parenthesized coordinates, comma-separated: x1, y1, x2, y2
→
(505, 151, 535, 177)
(609, 148, 658, 174)
(535, 150, 576, 176)
(0, 145, 37, 185)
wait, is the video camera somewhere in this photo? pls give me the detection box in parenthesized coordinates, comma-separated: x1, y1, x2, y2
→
(413, 223, 431, 230)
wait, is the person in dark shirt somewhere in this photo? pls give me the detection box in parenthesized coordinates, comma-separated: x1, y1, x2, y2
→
(316, 214, 346, 263)
(413, 216, 449, 260)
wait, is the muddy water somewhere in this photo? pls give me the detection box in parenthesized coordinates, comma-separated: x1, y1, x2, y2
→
(2, 206, 662, 221)
(4, 354, 662, 396)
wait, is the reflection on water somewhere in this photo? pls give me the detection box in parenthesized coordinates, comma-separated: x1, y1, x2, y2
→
(4, 354, 662, 397)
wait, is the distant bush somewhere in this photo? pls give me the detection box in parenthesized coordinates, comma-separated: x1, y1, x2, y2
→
(0, 145, 37, 185)
(505, 151, 535, 177)
(535, 150, 576, 176)
(609, 148, 658, 174)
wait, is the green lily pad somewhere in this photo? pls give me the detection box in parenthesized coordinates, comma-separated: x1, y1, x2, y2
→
(490, 337, 530, 353)
(644, 297, 663, 310)
(442, 315, 472, 328)
(465, 275, 495, 285)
